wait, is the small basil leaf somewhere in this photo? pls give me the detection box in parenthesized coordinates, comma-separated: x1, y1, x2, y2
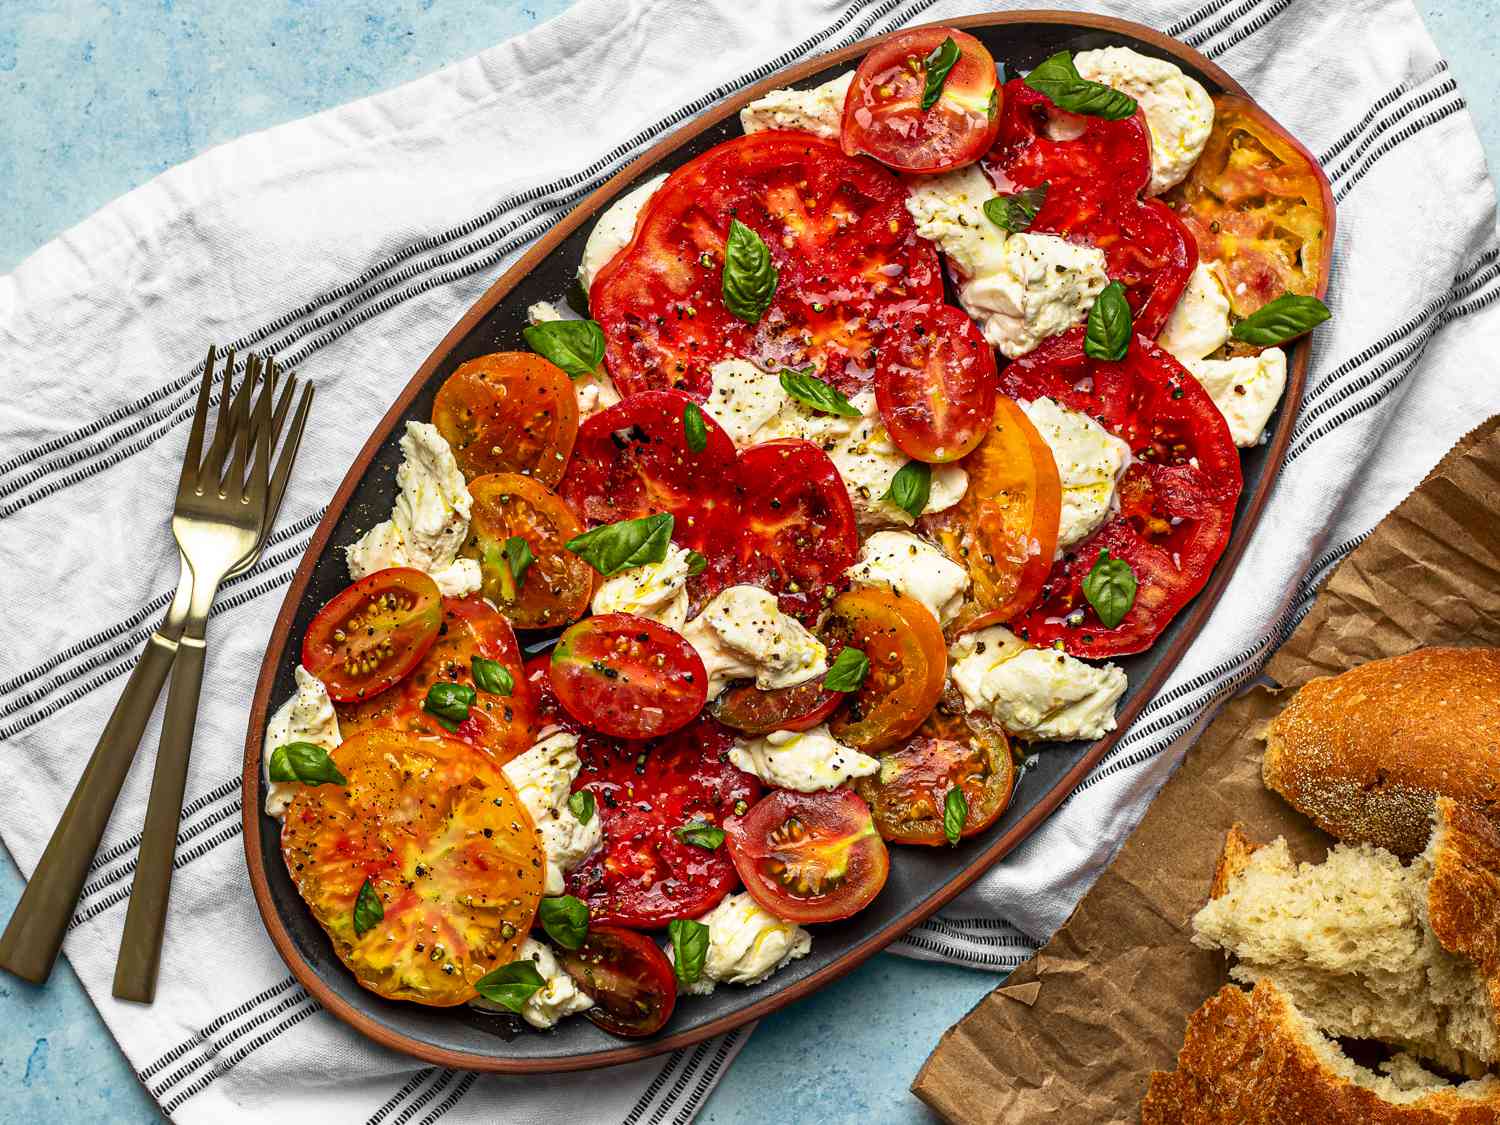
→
(1230, 293, 1332, 346)
(683, 403, 708, 453)
(674, 821, 726, 850)
(668, 918, 711, 986)
(943, 787, 967, 846)
(564, 512, 675, 577)
(921, 36, 961, 111)
(685, 550, 709, 577)
(568, 789, 596, 825)
(823, 648, 869, 693)
(471, 656, 514, 697)
(538, 895, 590, 951)
(353, 878, 384, 937)
(1084, 281, 1132, 362)
(268, 741, 347, 786)
(504, 536, 534, 589)
(722, 219, 778, 325)
(779, 367, 860, 418)
(883, 460, 931, 519)
(982, 182, 1049, 234)
(1023, 51, 1138, 120)
(423, 681, 476, 725)
(521, 319, 606, 378)
(1081, 548, 1138, 629)
(474, 959, 547, 1013)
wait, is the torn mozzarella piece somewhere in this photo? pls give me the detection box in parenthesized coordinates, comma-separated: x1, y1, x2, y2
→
(739, 71, 854, 139)
(578, 173, 668, 292)
(470, 938, 594, 1029)
(1186, 348, 1288, 447)
(1019, 397, 1131, 551)
(590, 543, 695, 631)
(845, 530, 968, 625)
(670, 893, 812, 996)
(262, 665, 342, 818)
(1158, 262, 1232, 365)
(501, 731, 601, 896)
(728, 726, 878, 793)
(681, 585, 827, 699)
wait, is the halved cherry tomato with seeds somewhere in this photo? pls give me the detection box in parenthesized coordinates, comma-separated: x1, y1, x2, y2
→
(550, 614, 707, 740)
(301, 568, 442, 703)
(432, 352, 578, 486)
(280, 729, 544, 1006)
(726, 788, 889, 924)
(875, 304, 997, 463)
(467, 473, 594, 630)
(853, 705, 1015, 846)
(921, 397, 1061, 632)
(712, 676, 843, 736)
(824, 588, 946, 752)
(556, 925, 677, 1037)
(841, 27, 1001, 174)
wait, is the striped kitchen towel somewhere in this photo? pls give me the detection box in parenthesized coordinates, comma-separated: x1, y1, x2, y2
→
(2, 0, 1497, 1121)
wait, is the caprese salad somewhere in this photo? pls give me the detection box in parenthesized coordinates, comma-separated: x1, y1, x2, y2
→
(263, 27, 1331, 1036)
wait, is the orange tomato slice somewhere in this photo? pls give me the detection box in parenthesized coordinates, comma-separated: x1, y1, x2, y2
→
(432, 352, 578, 486)
(467, 473, 594, 630)
(825, 588, 947, 753)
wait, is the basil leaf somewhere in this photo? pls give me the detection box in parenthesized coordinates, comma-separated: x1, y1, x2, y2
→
(883, 460, 931, 519)
(471, 656, 514, 697)
(1023, 51, 1138, 120)
(943, 787, 967, 846)
(565, 512, 675, 577)
(683, 403, 708, 453)
(685, 550, 709, 576)
(722, 219, 778, 324)
(1081, 548, 1138, 628)
(982, 182, 1049, 234)
(674, 821, 726, 850)
(538, 895, 589, 951)
(779, 367, 860, 418)
(423, 681, 476, 725)
(268, 741, 347, 786)
(474, 959, 547, 1013)
(504, 536, 534, 590)
(1230, 293, 1332, 346)
(522, 319, 605, 378)
(568, 789, 595, 825)
(353, 878, 384, 937)
(1084, 281, 1132, 362)
(823, 647, 869, 693)
(921, 36, 961, 111)
(668, 918, 711, 986)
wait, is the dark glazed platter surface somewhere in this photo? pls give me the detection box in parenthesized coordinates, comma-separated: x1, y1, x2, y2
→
(243, 12, 1334, 1073)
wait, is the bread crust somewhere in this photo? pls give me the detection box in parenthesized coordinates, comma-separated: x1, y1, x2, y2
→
(1429, 797, 1500, 1040)
(1208, 824, 1261, 900)
(1141, 981, 1500, 1124)
(1263, 648, 1500, 856)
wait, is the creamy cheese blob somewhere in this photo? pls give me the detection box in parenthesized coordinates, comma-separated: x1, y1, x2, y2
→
(590, 543, 696, 631)
(681, 585, 827, 698)
(739, 71, 854, 139)
(515, 939, 594, 1029)
(1074, 46, 1214, 195)
(1158, 262, 1232, 364)
(949, 625, 1127, 742)
(728, 725, 878, 792)
(1019, 397, 1131, 551)
(501, 731, 601, 896)
(905, 166, 1109, 358)
(846, 530, 968, 625)
(262, 665, 342, 818)
(527, 301, 622, 419)
(703, 359, 786, 446)
(671, 893, 812, 996)
(345, 421, 481, 597)
(1186, 348, 1288, 447)
(577, 172, 668, 292)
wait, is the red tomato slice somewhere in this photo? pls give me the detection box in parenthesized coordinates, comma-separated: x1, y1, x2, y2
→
(558, 389, 741, 560)
(556, 925, 677, 1037)
(1000, 329, 1242, 656)
(302, 568, 443, 703)
(726, 788, 890, 924)
(733, 439, 859, 623)
(550, 614, 708, 740)
(712, 677, 843, 736)
(566, 716, 761, 928)
(841, 27, 1001, 174)
(875, 304, 998, 463)
(592, 132, 941, 398)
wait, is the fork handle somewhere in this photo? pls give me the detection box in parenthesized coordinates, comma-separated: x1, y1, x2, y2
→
(0, 629, 181, 984)
(112, 632, 208, 1003)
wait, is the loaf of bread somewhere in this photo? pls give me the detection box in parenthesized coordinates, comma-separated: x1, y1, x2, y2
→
(1191, 798, 1500, 1075)
(1263, 647, 1500, 856)
(1141, 979, 1500, 1124)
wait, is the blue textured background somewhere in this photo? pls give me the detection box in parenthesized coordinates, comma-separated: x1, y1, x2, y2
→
(2, 2, 1496, 1122)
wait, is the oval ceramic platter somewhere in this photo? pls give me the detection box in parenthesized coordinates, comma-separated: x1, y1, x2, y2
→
(244, 11, 1334, 1073)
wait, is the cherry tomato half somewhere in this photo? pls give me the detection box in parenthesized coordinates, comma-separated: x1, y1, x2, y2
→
(556, 924, 677, 1037)
(550, 614, 708, 740)
(875, 304, 997, 463)
(841, 27, 1001, 174)
(467, 473, 594, 630)
(301, 568, 442, 703)
(431, 352, 578, 486)
(726, 788, 890, 924)
(712, 677, 843, 736)
(825, 588, 947, 752)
